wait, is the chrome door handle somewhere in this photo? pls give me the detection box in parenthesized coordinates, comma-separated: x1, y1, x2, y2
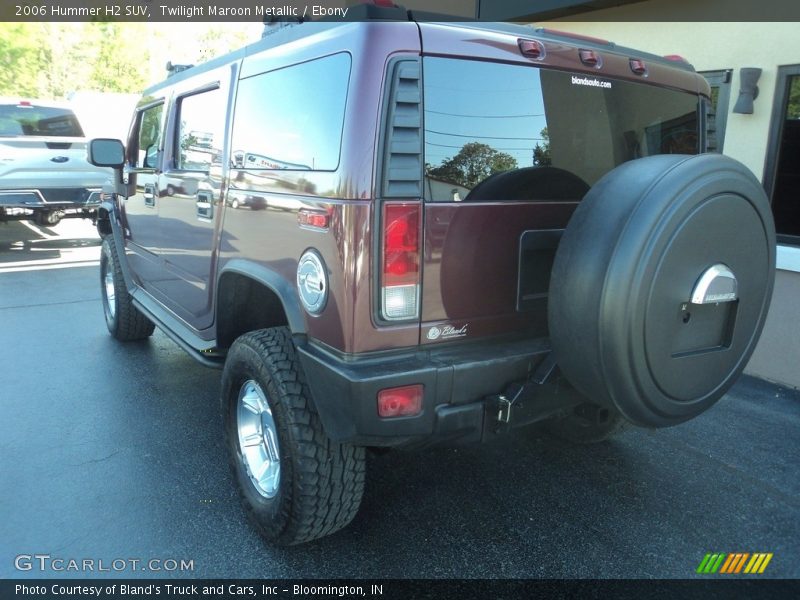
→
(196, 192, 213, 219)
(143, 184, 156, 207)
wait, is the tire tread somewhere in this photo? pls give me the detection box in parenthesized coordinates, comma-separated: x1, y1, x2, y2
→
(102, 236, 155, 341)
(225, 327, 365, 545)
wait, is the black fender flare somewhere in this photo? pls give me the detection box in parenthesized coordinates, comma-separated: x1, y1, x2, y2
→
(216, 259, 306, 336)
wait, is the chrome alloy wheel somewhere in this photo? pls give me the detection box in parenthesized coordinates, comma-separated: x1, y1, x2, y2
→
(236, 380, 281, 498)
(103, 257, 116, 319)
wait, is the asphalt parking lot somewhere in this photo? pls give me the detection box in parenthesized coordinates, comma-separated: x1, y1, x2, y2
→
(1, 218, 799, 579)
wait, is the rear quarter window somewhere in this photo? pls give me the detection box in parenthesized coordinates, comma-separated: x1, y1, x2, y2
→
(231, 53, 351, 172)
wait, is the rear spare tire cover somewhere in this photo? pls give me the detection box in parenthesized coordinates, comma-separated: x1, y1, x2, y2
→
(548, 154, 776, 427)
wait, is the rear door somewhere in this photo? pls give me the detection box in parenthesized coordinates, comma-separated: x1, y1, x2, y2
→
(153, 71, 230, 329)
(420, 55, 701, 344)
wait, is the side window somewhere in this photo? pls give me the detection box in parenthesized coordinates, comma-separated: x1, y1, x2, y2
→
(701, 70, 732, 152)
(231, 53, 351, 172)
(175, 87, 224, 171)
(134, 103, 164, 169)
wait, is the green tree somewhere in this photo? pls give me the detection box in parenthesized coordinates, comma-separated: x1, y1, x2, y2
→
(427, 142, 518, 189)
(0, 23, 50, 97)
(787, 76, 800, 120)
(0, 23, 260, 100)
(533, 127, 551, 166)
(87, 23, 149, 93)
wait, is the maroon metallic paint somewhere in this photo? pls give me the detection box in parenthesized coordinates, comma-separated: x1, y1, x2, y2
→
(122, 21, 708, 356)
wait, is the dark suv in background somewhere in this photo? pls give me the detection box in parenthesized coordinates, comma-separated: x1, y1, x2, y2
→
(89, 8, 775, 545)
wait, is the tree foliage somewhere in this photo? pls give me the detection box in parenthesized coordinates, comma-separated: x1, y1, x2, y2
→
(787, 76, 800, 120)
(0, 23, 50, 97)
(0, 22, 255, 99)
(533, 127, 551, 166)
(427, 142, 518, 189)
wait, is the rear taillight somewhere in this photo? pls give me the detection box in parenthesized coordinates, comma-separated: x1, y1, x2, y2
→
(381, 202, 420, 321)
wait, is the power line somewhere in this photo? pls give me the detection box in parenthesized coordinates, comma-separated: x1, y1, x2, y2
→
(425, 109, 545, 119)
(425, 128, 545, 141)
(426, 141, 536, 152)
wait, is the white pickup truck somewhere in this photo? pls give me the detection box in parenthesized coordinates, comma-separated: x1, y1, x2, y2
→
(0, 99, 110, 226)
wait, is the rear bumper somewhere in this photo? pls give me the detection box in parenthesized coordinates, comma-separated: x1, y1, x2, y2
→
(0, 187, 103, 209)
(297, 336, 579, 446)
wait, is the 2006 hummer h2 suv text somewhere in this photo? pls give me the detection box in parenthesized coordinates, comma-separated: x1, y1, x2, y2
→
(89, 8, 776, 545)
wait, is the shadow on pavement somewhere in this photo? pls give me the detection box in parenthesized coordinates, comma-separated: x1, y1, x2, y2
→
(0, 219, 100, 265)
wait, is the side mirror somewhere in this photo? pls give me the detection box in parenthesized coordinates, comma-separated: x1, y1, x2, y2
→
(88, 138, 125, 168)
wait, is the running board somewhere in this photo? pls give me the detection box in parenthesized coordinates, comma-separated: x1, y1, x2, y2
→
(131, 291, 225, 369)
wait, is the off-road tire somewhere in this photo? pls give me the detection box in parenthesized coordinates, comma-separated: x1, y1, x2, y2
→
(221, 327, 365, 545)
(100, 235, 155, 341)
(545, 404, 630, 444)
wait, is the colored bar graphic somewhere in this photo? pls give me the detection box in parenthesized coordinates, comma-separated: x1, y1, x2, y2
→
(759, 553, 773, 573)
(711, 554, 726, 573)
(720, 554, 736, 573)
(702, 552, 774, 575)
(744, 554, 760, 574)
(696, 554, 712, 573)
(697, 553, 729, 574)
(734, 553, 750, 573)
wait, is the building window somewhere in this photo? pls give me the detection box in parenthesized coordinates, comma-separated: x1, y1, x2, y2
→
(700, 69, 732, 152)
(764, 65, 800, 244)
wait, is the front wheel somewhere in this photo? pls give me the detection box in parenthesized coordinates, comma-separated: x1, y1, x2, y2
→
(100, 236, 155, 341)
(221, 327, 365, 545)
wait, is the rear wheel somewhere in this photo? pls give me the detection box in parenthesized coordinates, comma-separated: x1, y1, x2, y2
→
(221, 327, 365, 545)
(100, 236, 155, 341)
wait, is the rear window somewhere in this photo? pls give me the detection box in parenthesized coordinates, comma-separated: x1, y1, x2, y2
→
(0, 104, 84, 137)
(423, 57, 699, 201)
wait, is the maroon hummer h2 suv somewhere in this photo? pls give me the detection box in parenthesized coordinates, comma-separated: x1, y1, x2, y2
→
(88, 7, 776, 545)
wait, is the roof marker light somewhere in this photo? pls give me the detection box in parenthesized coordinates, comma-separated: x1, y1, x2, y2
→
(579, 49, 602, 68)
(629, 58, 648, 76)
(518, 39, 546, 60)
(664, 54, 689, 63)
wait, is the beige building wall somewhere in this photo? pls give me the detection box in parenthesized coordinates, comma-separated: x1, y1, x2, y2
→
(547, 3, 800, 388)
(542, 20, 800, 179)
(345, 0, 476, 17)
